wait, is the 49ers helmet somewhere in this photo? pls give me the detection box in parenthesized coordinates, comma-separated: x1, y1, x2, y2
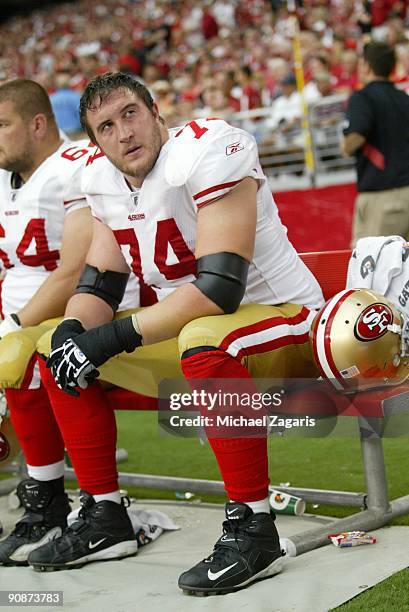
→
(310, 288, 409, 393)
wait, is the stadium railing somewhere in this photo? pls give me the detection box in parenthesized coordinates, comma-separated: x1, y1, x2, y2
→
(194, 94, 356, 185)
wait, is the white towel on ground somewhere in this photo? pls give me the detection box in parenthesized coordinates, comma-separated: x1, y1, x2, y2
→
(67, 504, 180, 547)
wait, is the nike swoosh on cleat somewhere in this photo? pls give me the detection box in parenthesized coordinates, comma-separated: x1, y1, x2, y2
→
(226, 509, 239, 515)
(88, 538, 107, 549)
(25, 485, 39, 489)
(208, 562, 238, 581)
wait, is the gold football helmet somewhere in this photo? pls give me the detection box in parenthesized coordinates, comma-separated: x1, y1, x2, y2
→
(310, 288, 409, 393)
(0, 393, 20, 467)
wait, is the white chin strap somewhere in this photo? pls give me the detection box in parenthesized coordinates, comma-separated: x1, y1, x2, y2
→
(387, 323, 402, 334)
(391, 311, 409, 358)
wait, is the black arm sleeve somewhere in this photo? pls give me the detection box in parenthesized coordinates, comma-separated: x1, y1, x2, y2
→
(192, 252, 249, 314)
(75, 264, 130, 312)
(75, 317, 142, 367)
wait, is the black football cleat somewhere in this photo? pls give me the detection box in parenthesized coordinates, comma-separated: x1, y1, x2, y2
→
(178, 502, 284, 596)
(28, 491, 138, 571)
(0, 478, 70, 566)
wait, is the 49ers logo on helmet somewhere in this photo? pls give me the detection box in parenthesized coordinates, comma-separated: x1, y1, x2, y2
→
(0, 432, 10, 462)
(354, 303, 393, 342)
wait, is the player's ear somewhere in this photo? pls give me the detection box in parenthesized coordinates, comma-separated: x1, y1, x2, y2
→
(152, 103, 165, 125)
(152, 102, 160, 119)
(30, 113, 48, 141)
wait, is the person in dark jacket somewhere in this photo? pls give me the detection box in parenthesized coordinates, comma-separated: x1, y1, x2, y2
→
(342, 41, 409, 245)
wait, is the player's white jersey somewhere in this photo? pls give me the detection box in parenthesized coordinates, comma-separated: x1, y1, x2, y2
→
(0, 139, 136, 317)
(82, 119, 323, 309)
(0, 140, 94, 315)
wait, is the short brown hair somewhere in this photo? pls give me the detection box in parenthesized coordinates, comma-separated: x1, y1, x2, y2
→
(363, 42, 396, 78)
(80, 72, 156, 141)
(0, 79, 55, 122)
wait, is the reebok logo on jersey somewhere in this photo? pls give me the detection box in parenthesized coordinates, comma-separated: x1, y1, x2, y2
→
(128, 213, 145, 221)
(226, 142, 244, 156)
(5, 210, 18, 216)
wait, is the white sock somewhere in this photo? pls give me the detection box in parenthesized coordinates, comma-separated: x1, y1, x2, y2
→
(93, 491, 121, 504)
(27, 459, 65, 481)
(231, 497, 270, 514)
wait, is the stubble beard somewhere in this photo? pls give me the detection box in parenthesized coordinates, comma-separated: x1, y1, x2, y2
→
(0, 145, 34, 175)
(113, 123, 163, 181)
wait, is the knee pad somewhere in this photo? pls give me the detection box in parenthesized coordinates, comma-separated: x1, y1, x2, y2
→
(36, 329, 53, 358)
(0, 320, 61, 389)
(178, 317, 223, 357)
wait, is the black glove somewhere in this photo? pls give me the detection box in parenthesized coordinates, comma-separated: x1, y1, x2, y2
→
(47, 338, 99, 396)
(46, 316, 142, 395)
(51, 318, 86, 350)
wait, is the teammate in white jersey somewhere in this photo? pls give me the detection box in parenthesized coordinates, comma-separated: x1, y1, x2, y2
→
(0, 79, 94, 565)
(0, 80, 142, 566)
(36, 73, 323, 591)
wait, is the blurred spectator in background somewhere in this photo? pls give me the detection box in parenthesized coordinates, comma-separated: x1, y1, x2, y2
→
(0, 0, 408, 136)
(150, 79, 177, 123)
(201, 6, 219, 40)
(116, 43, 142, 76)
(214, 71, 240, 112)
(332, 49, 359, 94)
(264, 73, 303, 148)
(394, 41, 409, 92)
(370, 0, 408, 27)
(141, 64, 162, 88)
(50, 72, 82, 137)
(314, 71, 335, 99)
(233, 65, 261, 111)
(195, 84, 233, 119)
(342, 42, 409, 244)
(265, 58, 291, 100)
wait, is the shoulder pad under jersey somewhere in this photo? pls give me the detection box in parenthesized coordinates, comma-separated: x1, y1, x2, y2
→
(164, 119, 245, 187)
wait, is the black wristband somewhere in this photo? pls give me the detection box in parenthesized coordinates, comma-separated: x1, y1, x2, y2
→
(10, 313, 21, 326)
(51, 318, 86, 350)
(76, 316, 142, 367)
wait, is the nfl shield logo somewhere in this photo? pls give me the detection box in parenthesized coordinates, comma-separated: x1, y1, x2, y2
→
(132, 194, 139, 207)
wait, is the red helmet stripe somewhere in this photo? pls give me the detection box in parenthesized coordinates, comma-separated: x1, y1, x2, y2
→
(314, 289, 356, 389)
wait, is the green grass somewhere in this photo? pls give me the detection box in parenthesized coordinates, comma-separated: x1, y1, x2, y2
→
(114, 412, 409, 522)
(113, 411, 409, 610)
(332, 569, 409, 611)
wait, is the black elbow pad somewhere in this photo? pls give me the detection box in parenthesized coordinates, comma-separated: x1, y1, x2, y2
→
(193, 252, 249, 314)
(75, 264, 130, 312)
